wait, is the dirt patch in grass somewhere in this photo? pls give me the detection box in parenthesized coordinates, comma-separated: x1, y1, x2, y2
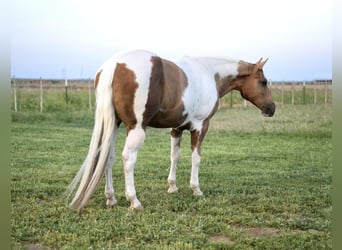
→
(208, 235, 235, 245)
(233, 225, 278, 238)
(26, 244, 50, 250)
(246, 227, 278, 237)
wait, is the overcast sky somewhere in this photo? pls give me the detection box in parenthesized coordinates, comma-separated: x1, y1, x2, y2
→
(11, 0, 332, 81)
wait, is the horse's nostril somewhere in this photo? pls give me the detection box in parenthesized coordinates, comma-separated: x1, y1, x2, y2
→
(268, 103, 276, 116)
(263, 102, 276, 117)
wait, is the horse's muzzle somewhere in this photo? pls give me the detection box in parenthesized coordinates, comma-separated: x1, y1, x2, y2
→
(262, 102, 276, 117)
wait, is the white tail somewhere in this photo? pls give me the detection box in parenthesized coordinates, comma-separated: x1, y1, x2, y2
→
(66, 67, 116, 209)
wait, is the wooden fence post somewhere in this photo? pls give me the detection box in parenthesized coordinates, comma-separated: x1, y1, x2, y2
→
(281, 81, 284, 106)
(88, 78, 92, 111)
(65, 79, 69, 111)
(40, 77, 43, 112)
(324, 80, 328, 105)
(302, 81, 306, 105)
(313, 81, 317, 105)
(291, 81, 295, 105)
(13, 75, 17, 112)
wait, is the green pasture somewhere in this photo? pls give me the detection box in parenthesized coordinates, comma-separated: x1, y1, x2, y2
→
(11, 104, 331, 249)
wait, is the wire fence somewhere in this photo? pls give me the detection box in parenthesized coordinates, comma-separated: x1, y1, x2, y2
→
(11, 77, 332, 112)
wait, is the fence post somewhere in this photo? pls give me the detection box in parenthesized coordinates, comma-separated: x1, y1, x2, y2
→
(314, 81, 317, 105)
(281, 81, 284, 106)
(324, 80, 328, 105)
(65, 79, 69, 111)
(88, 78, 92, 111)
(40, 77, 43, 112)
(13, 75, 17, 112)
(302, 80, 306, 105)
(291, 81, 295, 105)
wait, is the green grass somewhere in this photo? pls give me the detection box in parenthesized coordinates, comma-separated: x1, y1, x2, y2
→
(11, 105, 332, 249)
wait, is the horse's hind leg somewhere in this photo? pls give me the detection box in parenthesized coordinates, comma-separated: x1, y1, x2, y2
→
(122, 127, 146, 209)
(167, 128, 182, 193)
(104, 125, 119, 206)
(105, 151, 116, 206)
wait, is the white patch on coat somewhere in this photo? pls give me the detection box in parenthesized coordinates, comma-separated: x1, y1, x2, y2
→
(114, 50, 157, 127)
(176, 56, 239, 130)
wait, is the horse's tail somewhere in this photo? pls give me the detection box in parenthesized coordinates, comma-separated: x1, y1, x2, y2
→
(66, 67, 116, 209)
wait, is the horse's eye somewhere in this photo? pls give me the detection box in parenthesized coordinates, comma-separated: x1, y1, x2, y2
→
(260, 79, 267, 85)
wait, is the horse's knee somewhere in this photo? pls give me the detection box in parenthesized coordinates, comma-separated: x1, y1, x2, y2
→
(127, 128, 146, 149)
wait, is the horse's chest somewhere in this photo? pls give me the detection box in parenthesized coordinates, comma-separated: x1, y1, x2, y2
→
(182, 81, 218, 121)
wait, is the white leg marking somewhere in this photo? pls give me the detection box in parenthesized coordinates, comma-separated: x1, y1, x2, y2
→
(103, 125, 119, 207)
(190, 147, 203, 196)
(167, 135, 181, 193)
(122, 127, 145, 209)
(104, 140, 118, 207)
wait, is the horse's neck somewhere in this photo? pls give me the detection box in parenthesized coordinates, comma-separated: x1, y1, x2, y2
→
(180, 57, 240, 97)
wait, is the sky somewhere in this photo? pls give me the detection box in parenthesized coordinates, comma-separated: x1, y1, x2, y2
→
(11, 0, 332, 81)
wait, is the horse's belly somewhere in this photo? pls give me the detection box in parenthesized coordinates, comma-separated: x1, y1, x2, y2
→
(148, 108, 188, 128)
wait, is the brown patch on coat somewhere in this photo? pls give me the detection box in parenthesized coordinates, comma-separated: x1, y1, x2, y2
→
(215, 73, 235, 98)
(146, 57, 189, 128)
(190, 130, 200, 152)
(214, 61, 258, 97)
(112, 63, 138, 131)
(94, 69, 102, 90)
(171, 128, 183, 141)
(142, 56, 163, 128)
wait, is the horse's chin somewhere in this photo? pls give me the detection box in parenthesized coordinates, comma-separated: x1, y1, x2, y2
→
(262, 111, 270, 117)
(262, 111, 273, 117)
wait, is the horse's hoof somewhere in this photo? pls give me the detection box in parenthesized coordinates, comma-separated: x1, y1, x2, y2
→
(106, 198, 118, 207)
(129, 200, 143, 210)
(192, 187, 203, 196)
(129, 204, 144, 210)
(167, 185, 179, 193)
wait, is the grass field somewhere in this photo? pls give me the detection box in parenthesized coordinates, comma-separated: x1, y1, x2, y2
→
(11, 105, 332, 249)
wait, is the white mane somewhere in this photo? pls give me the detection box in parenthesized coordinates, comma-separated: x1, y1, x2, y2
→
(181, 56, 240, 77)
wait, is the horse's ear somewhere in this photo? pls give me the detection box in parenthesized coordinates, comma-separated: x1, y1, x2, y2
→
(257, 58, 268, 69)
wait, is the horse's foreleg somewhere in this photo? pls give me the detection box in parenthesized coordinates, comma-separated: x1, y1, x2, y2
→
(167, 129, 182, 193)
(190, 120, 209, 196)
(190, 145, 203, 196)
(122, 127, 145, 209)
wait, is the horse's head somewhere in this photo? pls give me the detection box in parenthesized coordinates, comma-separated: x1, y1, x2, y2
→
(237, 58, 275, 117)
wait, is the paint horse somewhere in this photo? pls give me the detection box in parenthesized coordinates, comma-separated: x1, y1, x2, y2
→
(67, 50, 275, 209)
